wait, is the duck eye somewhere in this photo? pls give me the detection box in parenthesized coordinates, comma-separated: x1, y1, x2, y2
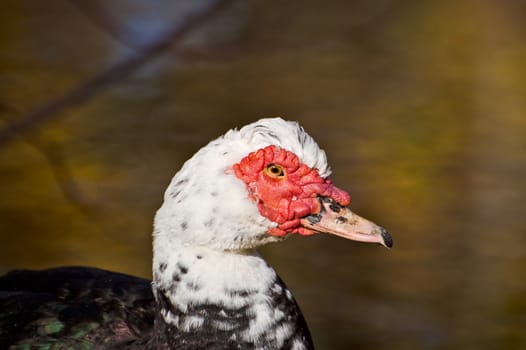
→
(264, 164, 285, 178)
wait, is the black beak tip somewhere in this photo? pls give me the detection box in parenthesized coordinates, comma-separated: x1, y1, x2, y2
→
(380, 228, 393, 249)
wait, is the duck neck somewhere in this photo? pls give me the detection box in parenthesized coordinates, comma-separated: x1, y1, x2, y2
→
(151, 246, 313, 349)
(152, 246, 277, 317)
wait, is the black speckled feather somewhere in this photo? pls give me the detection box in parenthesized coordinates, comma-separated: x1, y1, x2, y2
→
(152, 275, 313, 349)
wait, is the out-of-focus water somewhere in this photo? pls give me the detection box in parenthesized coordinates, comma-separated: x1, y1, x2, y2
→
(1, 1, 525, 349)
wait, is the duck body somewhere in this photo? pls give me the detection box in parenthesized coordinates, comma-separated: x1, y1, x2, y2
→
(0, 267, 155, 349)
(0, 118, 391, 349)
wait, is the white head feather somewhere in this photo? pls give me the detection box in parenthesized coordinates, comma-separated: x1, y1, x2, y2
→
(153, 117, 330, 256)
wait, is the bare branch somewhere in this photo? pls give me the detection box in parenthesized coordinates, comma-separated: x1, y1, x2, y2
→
(69, 0, 144, 50)
(0, 0, 232, 149)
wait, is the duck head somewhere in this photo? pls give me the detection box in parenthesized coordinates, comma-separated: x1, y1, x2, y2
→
(153, 117, 392, 252)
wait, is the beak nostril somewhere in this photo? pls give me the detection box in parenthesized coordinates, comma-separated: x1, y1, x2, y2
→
(329, 202, 342, 213)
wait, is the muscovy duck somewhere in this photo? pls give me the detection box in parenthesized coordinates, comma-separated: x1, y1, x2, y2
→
(0, 118, 392, 349)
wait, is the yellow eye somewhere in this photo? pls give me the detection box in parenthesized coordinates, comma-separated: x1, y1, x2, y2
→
(264, 164, 285, 178)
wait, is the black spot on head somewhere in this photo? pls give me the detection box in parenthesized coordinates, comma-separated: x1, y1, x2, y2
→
(196, 255, 202, 260)
(297, 127, 309, 147)
(177, 263, 188, 274)
(176, 179, 188, 186)
(186, 282, 201, 291)
(181, 222, 188, 230)
(204, 218, 215, 228)
(263, 129, 279, 143)
(159, 263, 167, 273)
(172, 272, 181, 282)
(169, 190, 180, 199)
(232, 235, 245, 243)
(210, 192, 218, 197)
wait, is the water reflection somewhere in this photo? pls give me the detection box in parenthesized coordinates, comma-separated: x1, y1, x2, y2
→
(0, 1, 525, 349)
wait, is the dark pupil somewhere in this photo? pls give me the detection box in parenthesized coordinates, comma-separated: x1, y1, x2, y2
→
(270, 166, 281, 175)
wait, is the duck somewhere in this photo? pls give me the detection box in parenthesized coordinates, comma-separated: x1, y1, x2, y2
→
(0, 118, 392, 350)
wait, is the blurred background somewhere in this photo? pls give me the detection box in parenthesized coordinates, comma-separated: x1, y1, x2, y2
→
(1, 0, 525, 349)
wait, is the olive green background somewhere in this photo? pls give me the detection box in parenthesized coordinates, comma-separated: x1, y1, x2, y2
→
(1, 1, 525, 349)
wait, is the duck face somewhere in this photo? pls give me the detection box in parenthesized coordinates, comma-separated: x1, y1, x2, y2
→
(234, 144, 391, 246)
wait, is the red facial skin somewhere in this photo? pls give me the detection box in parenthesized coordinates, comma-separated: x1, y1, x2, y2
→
(233, 145, 351, 236)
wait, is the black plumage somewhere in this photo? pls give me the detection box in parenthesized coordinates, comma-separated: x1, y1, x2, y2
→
(0, 267, 314, 349)
(0, 267, 154, 349)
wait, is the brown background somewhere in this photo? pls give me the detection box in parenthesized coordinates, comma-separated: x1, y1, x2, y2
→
(1, 1, 525, 349)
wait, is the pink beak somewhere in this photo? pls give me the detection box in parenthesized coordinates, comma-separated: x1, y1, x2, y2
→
(300, 197, 393, 248)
